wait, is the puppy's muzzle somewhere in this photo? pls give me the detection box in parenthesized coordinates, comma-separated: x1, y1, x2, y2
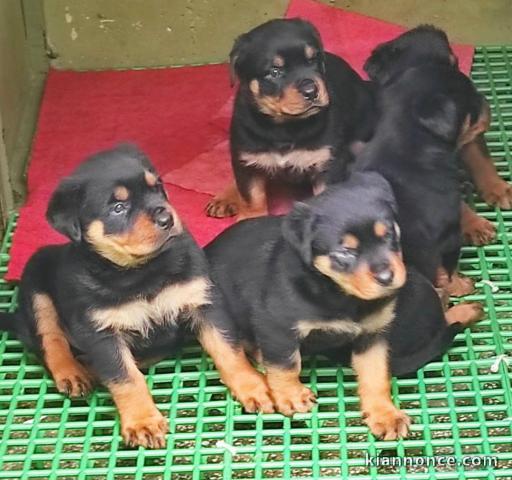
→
(298, 78, 319, 101)
(371, 261, 394, 287)
(153, 207, 173, 230)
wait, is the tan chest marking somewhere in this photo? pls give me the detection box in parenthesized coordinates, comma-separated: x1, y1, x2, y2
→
(240, 147, 331, 173)
(91, 277, 211, 336)
(296, 299, 397, 339)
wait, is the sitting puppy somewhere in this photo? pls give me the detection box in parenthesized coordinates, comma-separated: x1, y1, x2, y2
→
(354, 61, 489, 296)
(0, 145, 212, 449)
(364, 25, 500, 245)
(206, 18, 374, 220)
(204, 172, 412, 440)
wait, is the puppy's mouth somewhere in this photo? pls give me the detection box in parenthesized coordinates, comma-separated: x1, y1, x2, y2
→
(86, 211, 183, 268)
(314, 253, 406, 300)
(250, 78, 329, 121)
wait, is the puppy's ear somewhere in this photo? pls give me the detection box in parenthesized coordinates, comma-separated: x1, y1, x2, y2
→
(282, 202, 317, 264)
(46, 178, 83, 242)
(229, 33, 249, 86)
(414, 94, 458, 143)
(363, 43, 400, 84)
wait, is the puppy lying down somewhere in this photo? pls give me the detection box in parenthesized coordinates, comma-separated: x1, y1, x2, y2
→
(203, 172, 482, 439)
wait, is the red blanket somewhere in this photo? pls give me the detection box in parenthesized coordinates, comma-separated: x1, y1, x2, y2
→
(6, 0, 473, 280)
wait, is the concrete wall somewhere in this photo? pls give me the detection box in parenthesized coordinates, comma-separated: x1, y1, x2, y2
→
(43, 0, 512, 70)
(43, 0, 288, 69)
(0, 0, 48, 217)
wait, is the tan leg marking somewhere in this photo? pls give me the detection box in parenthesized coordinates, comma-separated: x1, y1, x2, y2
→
(205, 181, 241, 218)
(352, 342, 410, 440)
(462, 136, 512, 209)
(33, 293, 93, 397)
(445, 302, 484, 326)
(460, 201, 495, 246)
(436, 267, 474, 297)
(199, 325, 274, 413)
(236, 175, 269, 221)
(265, 352, 316, 416)
(109, 345, 168, 448)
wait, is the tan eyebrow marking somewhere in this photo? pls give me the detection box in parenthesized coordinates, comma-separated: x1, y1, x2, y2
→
(273, 55, 285, 67)
(144, 170, 157, 187)
(114, 186, 130, 201)
(305, 45, 316, 59)
(342, 234, 359, 249)
(374, 222, 388, 238)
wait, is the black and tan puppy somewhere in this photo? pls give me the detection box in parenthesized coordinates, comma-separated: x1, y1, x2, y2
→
(0, 145, 213, 449)
(354, 62, 488, 295)
(364, 25, 501, 245)
(204, 172, 412, 439)
(206, 18, 374, 220)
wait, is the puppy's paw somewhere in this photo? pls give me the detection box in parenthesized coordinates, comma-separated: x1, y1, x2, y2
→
(54, 363, 93, 398)
(231, 375, 275, 414)
(205, 196, 239, 218)
(445, 274, 474, 297)
(481, 178, 512, 209)
(363, 406, 411, 441)
(272, 385, 316, 417)
(445, 302, 484, 326)
(122, 410, 168, 449)
(462, 213, 496, 246)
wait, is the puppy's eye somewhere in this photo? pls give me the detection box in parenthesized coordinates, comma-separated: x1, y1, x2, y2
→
(267, 66, 283, 79)
(330, 247, 357, 271)
(112, 202, 128, 215)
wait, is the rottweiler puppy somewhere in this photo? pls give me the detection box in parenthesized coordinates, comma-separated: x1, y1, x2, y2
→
(354, 61, 488, 296)
(204, 172, 413, 439)
(364, 25, 501, 245)
(206, 18, 374, 221)
(0, 145, 213, 449)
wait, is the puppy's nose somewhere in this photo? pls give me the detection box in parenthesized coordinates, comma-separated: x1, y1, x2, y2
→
(372, 262, 394, 286)
(153, 207, 173, 230)
(374, 269, 394, 287)
(298, 79, 318, 100)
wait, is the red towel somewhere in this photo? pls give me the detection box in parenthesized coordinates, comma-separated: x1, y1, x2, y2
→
(6, 0, 474, 280)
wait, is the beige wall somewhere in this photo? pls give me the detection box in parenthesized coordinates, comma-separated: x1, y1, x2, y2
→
(43, 0, 288, 69)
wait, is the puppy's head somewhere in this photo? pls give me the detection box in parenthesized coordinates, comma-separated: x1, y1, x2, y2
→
(230, 18, 329, 121)
(47, 144, 182, 268)
(364, 25, 457, 85)
(407, 66, 490, 148)
(282, 172, 406, 300)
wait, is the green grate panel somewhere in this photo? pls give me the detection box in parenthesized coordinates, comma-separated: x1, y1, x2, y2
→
(1, 46, 512, 480)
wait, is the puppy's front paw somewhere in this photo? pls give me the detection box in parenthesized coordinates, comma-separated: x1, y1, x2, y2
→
(363, 406, 411, 440)
(121, 409, 168, 449)
(54, 363, 93, 398)
(445, 274, 474, 297)
(445, 302, 484, 326)
(206, 196, 239, 218)
(462, 213, 495, 246)
(481, 178, 512, 209)
(272, 384, 316, 416)
(231, 374, 275, 414)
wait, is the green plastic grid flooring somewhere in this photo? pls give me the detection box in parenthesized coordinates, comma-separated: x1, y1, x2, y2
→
(1, 46, 512, 479)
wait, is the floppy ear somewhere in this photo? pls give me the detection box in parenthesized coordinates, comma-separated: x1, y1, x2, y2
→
(281, 202, 317, 264)
(46, 179, 83, 242)
(414, 94, 458, 143)
(229, 33, 249, 86)
(363, 43, 400, 84)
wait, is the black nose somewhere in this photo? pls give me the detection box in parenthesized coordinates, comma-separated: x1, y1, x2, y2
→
(372, 262, 394, 286)
(298, 79, 318, 100)
(153, 207, 173, 230)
